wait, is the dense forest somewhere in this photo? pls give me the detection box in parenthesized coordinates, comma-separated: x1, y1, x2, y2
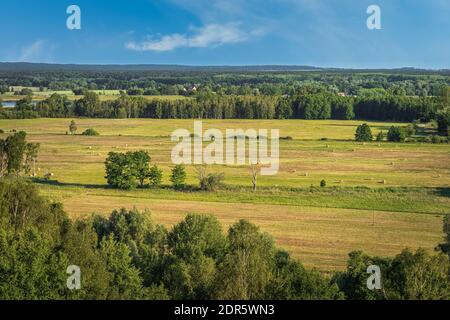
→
(1, 68, 449, 96)
(1, 69, 449, 125)
(0, 178, 449, 300)
(0, 88, 448, 125)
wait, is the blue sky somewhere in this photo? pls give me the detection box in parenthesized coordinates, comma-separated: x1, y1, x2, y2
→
(0, 0, 449, 68)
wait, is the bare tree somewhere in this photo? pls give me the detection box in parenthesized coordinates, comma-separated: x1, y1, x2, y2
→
(250, 162, 261, 192)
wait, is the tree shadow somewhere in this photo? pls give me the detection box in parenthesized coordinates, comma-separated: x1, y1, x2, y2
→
(430, 187, 450, 198)
(32, 178, 107, 189)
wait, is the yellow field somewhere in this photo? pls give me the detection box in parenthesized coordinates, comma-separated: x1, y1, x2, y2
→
(1, 118, 448, 271)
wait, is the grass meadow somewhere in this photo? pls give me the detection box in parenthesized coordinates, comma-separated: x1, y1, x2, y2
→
(0, 118, 449, 271)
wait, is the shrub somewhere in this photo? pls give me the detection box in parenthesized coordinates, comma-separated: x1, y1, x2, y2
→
(387, 126, 406, 142)
(431, 135, 448, 144)
(82, 128, 100, 136)
(320, 180, 327, 188)
(43, 172, 54, 180)
(0, 129, 4, 134)
(404, 124, 415, 137)
(376, 131, 385, 141)
(200, 172, 225, 191)
(355, 123, 373, 142)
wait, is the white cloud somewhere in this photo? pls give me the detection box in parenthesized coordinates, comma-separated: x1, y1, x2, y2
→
(126, 23, 258, 52)
(19, 40, 54, 62)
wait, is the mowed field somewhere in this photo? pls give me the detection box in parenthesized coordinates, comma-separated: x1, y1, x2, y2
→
(0, 118, 449, 271)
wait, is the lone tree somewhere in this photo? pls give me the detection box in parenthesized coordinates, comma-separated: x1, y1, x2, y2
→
(387, 126, 406, 142)
(250, 162, 261, 191)
(24, 142, 40, 176)
(355, 123, 373, 142)
(171, 164, 186, 189)
(69, 120, 77, 135)
(5, 131, 27, 176)
(149, 165, 163, 187)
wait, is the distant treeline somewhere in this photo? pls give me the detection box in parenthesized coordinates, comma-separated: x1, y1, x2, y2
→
(1, 69, 449, 96)
(0, 90, 444, 122)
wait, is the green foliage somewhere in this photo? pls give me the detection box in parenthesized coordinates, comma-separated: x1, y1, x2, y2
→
(404, 124, 416, 137)
(148, 165, 163, 186)
(215, 220, 276, 299)
(267, 250, 343, 300)
(24, 142, 40, 175)
(335, 248, 450, 300)
(82, 128, 100, 136)
(105, 152, 137, 190)
(0, 179, 448, 301)
(320, 180, 327, 188)
(387, 126, 406, 142)
(104, 151, 151, 189)
(6, 131, 27, 174)
(355, 123, 373, 142)
(376, 131, 385, 141)
(75, 92, 100, 117)
(171, 164, 186, 189)
(437, 108, 450, 136)
(439, 215, 450, 257)
(130, 150, 151, 188)
(199, 172, 225, 191)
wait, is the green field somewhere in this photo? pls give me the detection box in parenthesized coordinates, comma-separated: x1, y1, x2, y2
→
(1, 89, 190, 102)
(1, 118, 449, 271)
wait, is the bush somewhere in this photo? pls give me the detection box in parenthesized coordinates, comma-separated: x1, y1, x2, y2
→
(376, 131, 385, 141)
(387, 126, 406, 142)
(404, 124, 415, 137)
(355, 123, 373, 142)
(0, 129, 4, 134)
(320, 180, 327, 187)
(431, 135, 448, 144)
(200, 172, 225, 191)
(82, 128, 100, 136)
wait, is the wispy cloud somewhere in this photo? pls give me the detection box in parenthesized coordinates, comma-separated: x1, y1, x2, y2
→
(19, 40, 54, 62)
(126, 23, 261, 52)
